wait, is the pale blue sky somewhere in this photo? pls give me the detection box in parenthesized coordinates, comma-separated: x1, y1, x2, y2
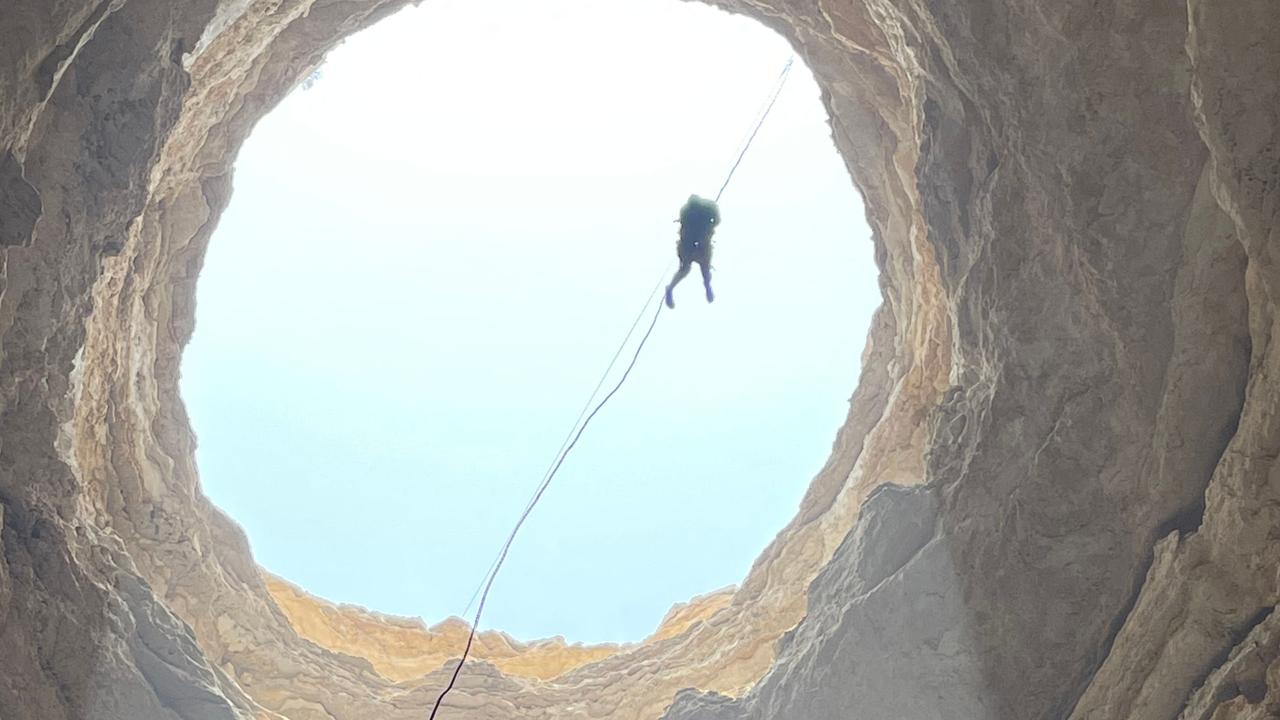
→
(181, 0, 879, 644)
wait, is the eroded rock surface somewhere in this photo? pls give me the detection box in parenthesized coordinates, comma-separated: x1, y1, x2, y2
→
(263, 573, 626, 682)
(0, 0, 1276, 719)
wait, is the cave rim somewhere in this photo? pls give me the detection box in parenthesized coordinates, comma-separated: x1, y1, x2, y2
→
(3, 0, 969, 712)
(176, 0, 881, 656)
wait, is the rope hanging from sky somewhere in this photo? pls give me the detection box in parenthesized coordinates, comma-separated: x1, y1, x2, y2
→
(717, 55, 795, 203)
(427, 54, 797, 720)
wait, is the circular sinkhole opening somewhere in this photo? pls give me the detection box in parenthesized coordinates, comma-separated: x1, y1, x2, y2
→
(181, 0, 878, 669)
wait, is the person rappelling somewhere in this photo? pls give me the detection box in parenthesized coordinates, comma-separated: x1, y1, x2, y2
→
(664, 194, 721, 309)
(429, 56, 796, 720)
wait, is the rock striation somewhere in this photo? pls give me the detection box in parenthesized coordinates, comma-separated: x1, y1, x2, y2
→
(263, 576, 739, 683)
(262, 573, 625, 682)
(0, 0, 1277, 719)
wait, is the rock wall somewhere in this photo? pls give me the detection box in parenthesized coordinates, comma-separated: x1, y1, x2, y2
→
(262, 573, 627, 683)
(668, 1, 1280, 719)
(0, 1, 1276, 720)
(263, 576, 741, 683)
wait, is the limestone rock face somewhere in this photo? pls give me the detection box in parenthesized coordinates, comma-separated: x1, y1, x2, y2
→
(263, 573, 625, 682)
(0, 1, 1277, 720)
(668, 1, 1280, 719)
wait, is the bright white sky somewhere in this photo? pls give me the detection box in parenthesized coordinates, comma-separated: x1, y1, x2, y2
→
(182, 0, 879, 644)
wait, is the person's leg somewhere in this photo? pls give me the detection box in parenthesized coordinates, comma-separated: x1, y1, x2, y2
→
(665, 261, 692, 308)
(698, 258, 714, 303)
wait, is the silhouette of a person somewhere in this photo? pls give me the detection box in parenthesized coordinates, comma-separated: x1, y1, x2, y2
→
(665, 195, 720, 309)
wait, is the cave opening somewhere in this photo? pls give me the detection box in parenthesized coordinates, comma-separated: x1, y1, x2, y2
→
(179, 0, 878, 654)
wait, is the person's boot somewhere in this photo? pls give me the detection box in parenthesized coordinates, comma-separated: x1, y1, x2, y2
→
(665, 286, 676, 309)
(705, 284, 715, 303)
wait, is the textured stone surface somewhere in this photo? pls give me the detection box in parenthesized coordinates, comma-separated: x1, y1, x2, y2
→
(668, 1, 1279, 719)
(0, 0, 1277, 719)
(264, 573, 625, 682)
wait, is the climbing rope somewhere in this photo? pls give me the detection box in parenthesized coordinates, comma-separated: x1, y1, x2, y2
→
(428, 54, 796, 720)
(716, 55, 795, 203)
(429, 298, 665, 720)
(458, 270, 671, 618)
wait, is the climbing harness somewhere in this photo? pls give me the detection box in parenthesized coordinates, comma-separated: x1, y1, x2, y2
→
(428, 54, 796, 720)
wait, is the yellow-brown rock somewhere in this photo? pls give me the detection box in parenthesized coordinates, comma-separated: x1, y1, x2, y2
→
(645, 587, 736, 644)
(264, 573, 622, 682)
(0, 0, 1277, 719)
